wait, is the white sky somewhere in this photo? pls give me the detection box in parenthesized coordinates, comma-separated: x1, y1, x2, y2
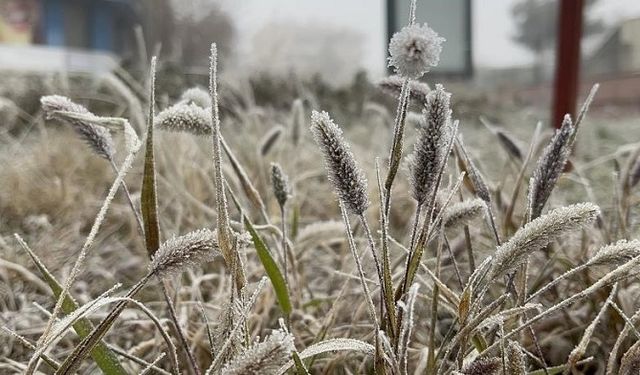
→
(221, 0, 640, 77)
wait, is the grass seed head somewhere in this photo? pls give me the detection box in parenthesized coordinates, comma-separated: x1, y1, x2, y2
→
(620, 340, 640, 375)
(270, 162, 292, 208)
(260, 125, 284, 156)
(589, 239, 640, 266)
(459, 357, 501, 375)
(40, 95, 116, 160)
(221, 329, 294, 375)
(505, 340, 527, 375)
(489, 202, 600, 280)
(155, 103, 212, 136)
(310, 110, 369, 215)
(378, 75, 431, 104)
(180, 86, 212, 108)
(408, 84, 451, 205)
(150, 228, 220, 279)
(528, 114, 575, 219)
(443, 198, 486, 230)
(388, 23, 445, 79)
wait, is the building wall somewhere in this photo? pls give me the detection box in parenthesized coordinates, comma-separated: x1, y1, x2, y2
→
(1, 0, 135, 53)
(620, 18, 640, 72)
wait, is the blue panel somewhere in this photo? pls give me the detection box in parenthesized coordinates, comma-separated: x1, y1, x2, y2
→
(44, 0, 65, 46)
(90, 1, 114, 51)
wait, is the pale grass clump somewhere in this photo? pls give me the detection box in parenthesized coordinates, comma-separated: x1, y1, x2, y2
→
(221, 329, 294, 375)
(150, 228, 220, 279)
(155, 103, 212, 135)
(310, 110, 369, 215)
(489, 202, 600, 279)
(6, 1, 640, 373)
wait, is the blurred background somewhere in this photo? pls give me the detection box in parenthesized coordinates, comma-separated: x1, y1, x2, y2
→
(1, 0, 640, 132)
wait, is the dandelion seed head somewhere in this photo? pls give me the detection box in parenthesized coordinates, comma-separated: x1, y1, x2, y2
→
(388, 23, 444, 79)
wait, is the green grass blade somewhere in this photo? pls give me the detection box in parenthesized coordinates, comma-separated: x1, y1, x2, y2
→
(16, 236, 128, 375)
(55, 275, 151, 375)
(141, 57, 160, 257)
(245, 218, 292, 316)
(292, 351, 310, 375)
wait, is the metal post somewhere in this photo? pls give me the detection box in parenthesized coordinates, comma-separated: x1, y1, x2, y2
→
(551, 0, 584, 128)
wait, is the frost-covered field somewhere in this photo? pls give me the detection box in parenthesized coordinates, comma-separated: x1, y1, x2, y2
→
(3, 2, 640, 374)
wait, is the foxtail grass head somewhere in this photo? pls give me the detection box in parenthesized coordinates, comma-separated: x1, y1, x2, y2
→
(270, 163, 292, 209)
(40, 95, 115, 160)
(443, 198, 486, 230)
(221, 329, 294, 375)
(408, 84, 452, 205)
(588, 239, 640, 267)
(528, 114, 575, 219)
(150, 228, 220, 279)
(489, 202, 600, 280)
(310, 110, 369, 215)
(155, 103, 212, 136)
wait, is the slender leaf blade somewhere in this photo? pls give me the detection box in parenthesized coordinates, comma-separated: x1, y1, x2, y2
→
(17, 236, 128, 375)
(245, 219, 292, 316)
(141, 58, 160, 257)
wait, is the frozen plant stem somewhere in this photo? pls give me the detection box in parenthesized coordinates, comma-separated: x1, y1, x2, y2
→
(384, 79, 410, 217)
(359, 215, 386, 307)
(209, 43, 244, 291)
(161, 281, 201, 375)
(108, 159, 144, 235)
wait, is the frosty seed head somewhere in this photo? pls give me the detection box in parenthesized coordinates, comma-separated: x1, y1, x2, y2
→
(388, 23, 445, 79)
(310, 110, 369, 215)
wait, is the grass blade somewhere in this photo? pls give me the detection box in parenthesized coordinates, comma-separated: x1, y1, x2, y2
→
(15, 235, 128, 375)
(141, 57, 160, 257)
(292, 351, 310, 375)
(245, 218, 292, 317)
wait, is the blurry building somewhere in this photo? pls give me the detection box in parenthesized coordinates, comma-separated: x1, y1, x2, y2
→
(0, 0, 140, 73)
(586, 17, 640, 77)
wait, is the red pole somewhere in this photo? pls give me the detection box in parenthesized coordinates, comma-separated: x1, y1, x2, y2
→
(552, 0, 584, 128)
